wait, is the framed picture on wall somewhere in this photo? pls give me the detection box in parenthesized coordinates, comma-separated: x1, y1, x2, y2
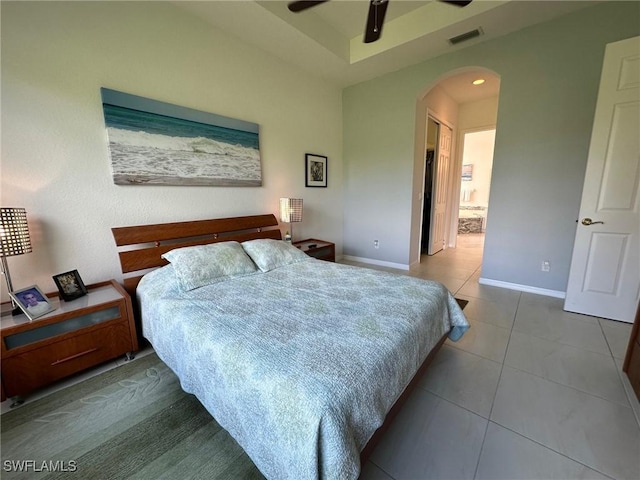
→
(461, 164, 473, 181)
(305, 154, 328, 188)
(101, 88, 262, 187)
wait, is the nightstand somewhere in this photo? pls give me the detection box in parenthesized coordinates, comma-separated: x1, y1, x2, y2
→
(1, 280, 138, 403)
(293, 238, 335, 262)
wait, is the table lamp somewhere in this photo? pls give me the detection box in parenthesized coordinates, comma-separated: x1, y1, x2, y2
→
(279, 198, 303, 242)
(0, 208, 33, 315)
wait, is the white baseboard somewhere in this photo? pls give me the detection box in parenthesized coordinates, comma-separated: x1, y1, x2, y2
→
(341, 255, 409, 271)
(479, 277, 566, 299)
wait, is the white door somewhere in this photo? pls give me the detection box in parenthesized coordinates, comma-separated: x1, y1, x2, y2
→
(564, 36, 640, 322)
(429, 124, 452, 255)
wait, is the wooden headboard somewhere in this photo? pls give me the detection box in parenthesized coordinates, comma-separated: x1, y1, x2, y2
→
(111, 214, 281, 299)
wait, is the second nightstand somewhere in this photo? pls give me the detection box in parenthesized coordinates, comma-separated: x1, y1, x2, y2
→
(293, 238, 335, 262)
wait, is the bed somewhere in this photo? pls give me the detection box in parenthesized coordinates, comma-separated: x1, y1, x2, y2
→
(111, 214, 469, 480)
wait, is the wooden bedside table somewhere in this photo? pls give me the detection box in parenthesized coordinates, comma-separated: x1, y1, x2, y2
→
(1, 280, 138, 404)
(293, 238, 335, 262)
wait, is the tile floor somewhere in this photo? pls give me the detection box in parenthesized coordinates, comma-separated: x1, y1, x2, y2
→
(351, 234, 640, 480)
(3, 234, 639, 480)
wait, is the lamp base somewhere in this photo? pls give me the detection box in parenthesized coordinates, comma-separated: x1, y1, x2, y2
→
(0, 302, 23, 317)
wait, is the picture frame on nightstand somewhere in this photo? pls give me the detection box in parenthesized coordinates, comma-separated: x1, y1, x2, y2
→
(9, 285, 56, 320)
(52, 269, 88, 301)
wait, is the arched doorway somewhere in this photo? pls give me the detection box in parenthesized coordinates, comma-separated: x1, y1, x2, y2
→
(409, 68, 501, 267)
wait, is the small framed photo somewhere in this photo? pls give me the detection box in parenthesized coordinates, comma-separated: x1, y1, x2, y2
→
(52, 269, 88, 301)
(461, 164, 473, 181)
(10, 285, 56, 320)
(305, 153, 328, 188)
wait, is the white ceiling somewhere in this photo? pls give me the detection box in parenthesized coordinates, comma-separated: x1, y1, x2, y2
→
(305, 0, 428, 38)
(172, 0, 597, 102)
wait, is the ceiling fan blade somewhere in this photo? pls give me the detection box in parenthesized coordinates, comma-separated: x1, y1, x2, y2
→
(440, 0, 473, 6)
(364, 0, 389, 44)
(287, 0, 330, 13)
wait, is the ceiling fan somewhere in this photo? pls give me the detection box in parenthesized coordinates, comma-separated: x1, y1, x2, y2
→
(288, 0, 472, 44)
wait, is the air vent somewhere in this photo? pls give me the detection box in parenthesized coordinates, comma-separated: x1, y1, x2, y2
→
(448, 27, 483, 45)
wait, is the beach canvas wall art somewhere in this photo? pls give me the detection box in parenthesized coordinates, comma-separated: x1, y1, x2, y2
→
(101, 88, 262, 186)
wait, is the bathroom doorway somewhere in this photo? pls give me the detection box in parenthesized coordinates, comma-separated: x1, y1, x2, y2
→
(456, 128, 495, 244)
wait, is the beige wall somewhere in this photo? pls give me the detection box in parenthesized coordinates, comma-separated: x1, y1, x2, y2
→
(0, 1, 343, 301)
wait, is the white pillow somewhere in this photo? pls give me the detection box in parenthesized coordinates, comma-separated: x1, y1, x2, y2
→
(241, 238, 310, 272)
(162, 241, 258, 291)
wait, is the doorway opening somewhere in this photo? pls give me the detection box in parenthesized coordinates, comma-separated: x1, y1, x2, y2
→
(456, 128, 495, 248)
(410, 68, 501, 269)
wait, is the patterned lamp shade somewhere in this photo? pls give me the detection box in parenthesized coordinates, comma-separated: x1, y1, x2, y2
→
(0, 208, 32, 258)
(279, 198, 303, 223)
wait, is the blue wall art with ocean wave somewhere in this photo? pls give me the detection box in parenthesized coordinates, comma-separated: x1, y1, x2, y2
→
(101, 88, 262, 186)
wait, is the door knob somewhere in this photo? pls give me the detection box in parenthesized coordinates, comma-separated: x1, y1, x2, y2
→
(581, 218, 604, 226)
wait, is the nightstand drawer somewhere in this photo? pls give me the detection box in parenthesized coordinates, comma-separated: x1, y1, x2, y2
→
(1, 320, 133, 397)
(3, 305, 123, 351)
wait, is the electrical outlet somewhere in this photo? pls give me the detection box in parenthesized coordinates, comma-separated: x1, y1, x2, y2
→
(541, 260, 550, 272)
(374, 240, 379, 249)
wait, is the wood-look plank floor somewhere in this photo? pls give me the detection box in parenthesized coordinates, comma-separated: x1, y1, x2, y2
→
(1, 354, 263, 480)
